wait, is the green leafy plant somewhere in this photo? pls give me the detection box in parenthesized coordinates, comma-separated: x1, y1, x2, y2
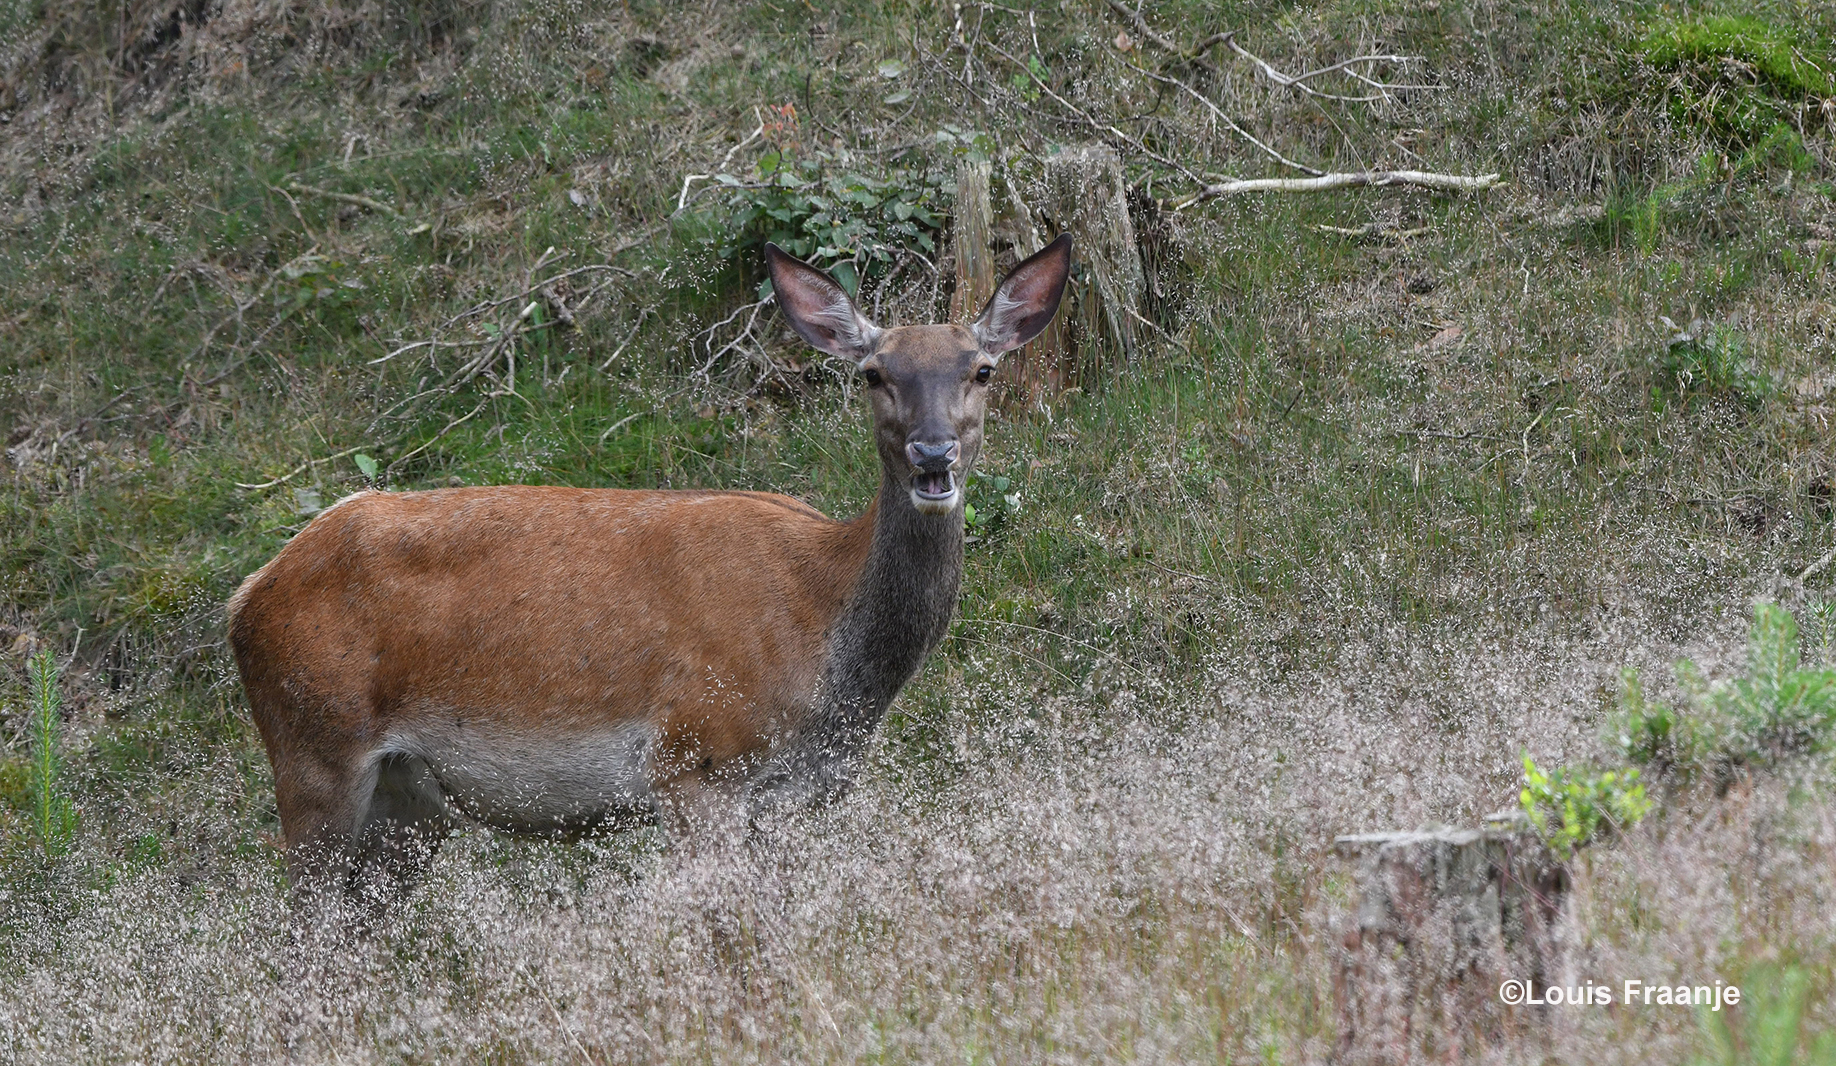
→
(1656, 319, 1769, 408)
(1811, 600, 1836, 664)
(708, 149, 948, 299)
(275, 253, 363, 313)
(26, 650, 78, 858)
(1617, 603, 1836, 778)
(1009, 53, 1049, 102)
(964, 473, 1020, 536)
(1615, 666, 1679, 768)
(1520, 753, 1652, 858)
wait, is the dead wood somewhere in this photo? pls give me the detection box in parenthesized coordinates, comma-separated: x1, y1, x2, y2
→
(1173, 170, 1501, 209)
(948, 158, 998, 324)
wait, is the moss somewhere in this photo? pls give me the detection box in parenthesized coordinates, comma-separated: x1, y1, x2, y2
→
(1642, 16, 1835, 97)
(1641, 16, 1836, 149)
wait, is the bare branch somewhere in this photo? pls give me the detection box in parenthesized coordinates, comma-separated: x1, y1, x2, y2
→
(676, 111, 768, 213)
(1120, 57, 1324, 175)
(1172, 170, 1501, 209)
(234, 443, 370, 491)
(983, 39, 1207, 184)
(1314, 222, 1432, 240)
(1226, 35, 1439, 101)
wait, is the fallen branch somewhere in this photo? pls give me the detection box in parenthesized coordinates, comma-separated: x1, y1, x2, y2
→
(287, 181, 404, 221)
(675, 111, 768, 213)
(1173, 169, 1501, 209)
(1315, 222, 1432, 240)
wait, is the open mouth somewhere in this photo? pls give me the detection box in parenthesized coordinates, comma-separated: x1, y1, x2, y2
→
(912, 469, 956, 499)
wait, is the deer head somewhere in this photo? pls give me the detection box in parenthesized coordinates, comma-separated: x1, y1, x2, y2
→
(765, 234, 1073, 514)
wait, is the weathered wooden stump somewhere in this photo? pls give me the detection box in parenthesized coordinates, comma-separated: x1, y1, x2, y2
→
(948, 158, 997, 325)
(1038, 143, 1145, 365)
(946, 145, 1148, 407)
(1331, 818, 1570, 1065)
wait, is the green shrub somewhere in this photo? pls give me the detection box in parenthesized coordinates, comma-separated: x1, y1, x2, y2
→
(964, 472, 1020, 537)
(1655, 320, 1769, 409)
(1519, 753, 1652, 859)
(1617, 603, 1836, 779)
(704, 143, 949, 299)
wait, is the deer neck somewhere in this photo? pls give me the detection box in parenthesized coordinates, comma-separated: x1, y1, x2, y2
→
(825, 469, 966, 715)
(751, 468, 964, 810)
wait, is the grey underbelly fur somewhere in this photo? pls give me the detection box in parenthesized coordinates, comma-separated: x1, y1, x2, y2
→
(385, 719, 659, 835)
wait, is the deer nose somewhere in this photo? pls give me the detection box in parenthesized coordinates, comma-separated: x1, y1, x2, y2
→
(906, 440, 960, 472)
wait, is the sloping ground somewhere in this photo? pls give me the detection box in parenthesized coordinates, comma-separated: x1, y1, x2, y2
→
(0, 0, 1833, 1061)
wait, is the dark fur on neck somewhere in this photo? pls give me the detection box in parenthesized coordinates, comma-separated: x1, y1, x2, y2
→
(748, 472, 964, 811)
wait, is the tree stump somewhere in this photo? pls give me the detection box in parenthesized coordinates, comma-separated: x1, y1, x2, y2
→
(1039, 143, 1145, 365)
(1331, 819, 1570, 1065)
(948, 159, 997, 325)
(947, 146, 1148, 408)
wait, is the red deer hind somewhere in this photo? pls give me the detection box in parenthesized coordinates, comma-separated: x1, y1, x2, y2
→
(228, 236, 1073, 899)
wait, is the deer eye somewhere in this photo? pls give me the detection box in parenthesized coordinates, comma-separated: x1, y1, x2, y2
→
(974, 365, 993, 384)
(862, 367, 883, 387)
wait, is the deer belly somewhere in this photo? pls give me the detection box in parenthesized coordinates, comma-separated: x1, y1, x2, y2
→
(392, 719, 658, 835)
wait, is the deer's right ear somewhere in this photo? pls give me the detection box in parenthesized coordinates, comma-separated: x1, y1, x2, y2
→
(765, 244, 881, 363)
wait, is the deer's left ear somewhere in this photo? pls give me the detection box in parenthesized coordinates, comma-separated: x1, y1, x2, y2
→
(972, 234, 1073, 355)
(765, 244, 882, 363)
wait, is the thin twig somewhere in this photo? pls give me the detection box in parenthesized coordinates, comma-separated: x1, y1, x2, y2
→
(54, 386, 147, 446)
(286, 181, 404, 220)
(598, 308, 654, 372)
(1384, 429, 1515, 445)
(386, 398, 492, 475)
(518, 965, 604, 1066)
(598, 409, 649, 442)
(1121, 57, 1323, 176)
(1315, 222, 1432, 240)
(693, 299, 772, 383)
(1224, 34, 1435, 102)
(234, 443, 370, 491)
(1800, 545, 1836, 584)
(367, 337, 498, 366)
(675, 113, 768, 213)
(983, 39, 1207, 184)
